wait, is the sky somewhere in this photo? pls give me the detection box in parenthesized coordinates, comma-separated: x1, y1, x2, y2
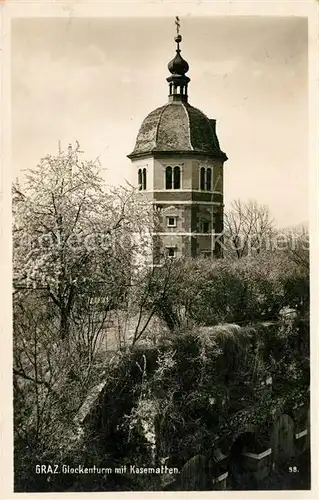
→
(11, 16, 308, 228)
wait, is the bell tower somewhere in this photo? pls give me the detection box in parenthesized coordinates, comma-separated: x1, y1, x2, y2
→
(128, 17, 228, 263)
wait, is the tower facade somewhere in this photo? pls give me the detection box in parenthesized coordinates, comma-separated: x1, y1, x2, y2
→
(128, 23, 228, 262)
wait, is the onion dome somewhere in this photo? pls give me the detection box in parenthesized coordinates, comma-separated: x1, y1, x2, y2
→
(168, 35, 189, 76)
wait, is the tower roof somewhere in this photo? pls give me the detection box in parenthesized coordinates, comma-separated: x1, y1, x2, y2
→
(128, 102, 227, 160)
(128, 17, 227, 161)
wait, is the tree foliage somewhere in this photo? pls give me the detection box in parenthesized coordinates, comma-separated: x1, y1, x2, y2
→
(142, 250, 308, 329)
(224, 199, 275, 258)
(13, 145, 160, 487)
(13, 146, 155, 341)
(13, 148, 310, 492)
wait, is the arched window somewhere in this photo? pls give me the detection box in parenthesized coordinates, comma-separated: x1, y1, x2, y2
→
(165, 166, 172, 189)
(142, 168, 147, 190)
(200, 167, 205, 191)
(206, 167, 212, 191)
(173, 166, 181, 189)
(138, 169, 142, 190)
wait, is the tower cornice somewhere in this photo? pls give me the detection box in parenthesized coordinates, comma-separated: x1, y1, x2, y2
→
(127, 150, 228, 162)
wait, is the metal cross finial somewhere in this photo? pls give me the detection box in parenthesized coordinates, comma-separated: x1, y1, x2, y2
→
(175, 16, 180, 36)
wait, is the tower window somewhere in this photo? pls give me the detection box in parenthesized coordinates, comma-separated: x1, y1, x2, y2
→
(200, 166, 213, 191)
(165, 166, 173, 189)
(167, 216, 177, 227)
(166, 165, 181, 190)
(200, 167, 205, 191)
(173, 166, 181, 189)
(206, 168, 212, 191)
(138, 168, 147, 190)
(138, 169, 142, 190)
(137, 168, 147, 191)
(166, 247, 177, 258)
(142, 168, 147, 190)
(201, 250, 212, 259)
(202, 221, 210, 233)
